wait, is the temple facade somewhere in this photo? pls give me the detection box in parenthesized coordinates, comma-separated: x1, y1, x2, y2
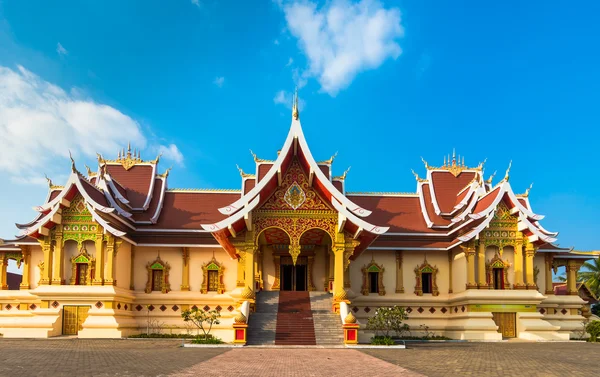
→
(0, 99, 598, 342)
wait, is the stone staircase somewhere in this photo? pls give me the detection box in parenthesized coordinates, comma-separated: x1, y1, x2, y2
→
(246, 291, 344, 346)
(275, 291, 316, 345)
(246, 291, 279, 345)
(310, 291, 345, 345)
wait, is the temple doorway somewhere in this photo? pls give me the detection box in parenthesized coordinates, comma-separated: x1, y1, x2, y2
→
(491, 312, 516, 338)
(280, 256, 307, 291)
(62, 305, 90, 335)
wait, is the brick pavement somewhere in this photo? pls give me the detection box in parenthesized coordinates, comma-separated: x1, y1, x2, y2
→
(0, 339, 598, 377)
(171, 348, 423, 377)
(362, 342, 600, 377)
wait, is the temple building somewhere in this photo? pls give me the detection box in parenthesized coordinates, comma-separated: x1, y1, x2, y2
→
(0, 96, 598, 343)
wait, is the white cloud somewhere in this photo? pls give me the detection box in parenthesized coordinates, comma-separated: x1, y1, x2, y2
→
(0, 65, 182, 182)
(286, 57, 294, 67)
(213, 76, 225, 87)
(278, 0, 404, 96)
(273, 90, 305, 111)
(56, 42, 68, 56)
(158, 144, 185, 165)
(191, 0, 201, 8)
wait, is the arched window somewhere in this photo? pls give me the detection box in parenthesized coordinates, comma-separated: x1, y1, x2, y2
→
(201, 258, 225, 294)
(414, 258, 439, 296)
(486, 254, 510, 290)
(69, 247, 95, 286)
(145, 256, 170, 293)
(361, 260, 385, 296)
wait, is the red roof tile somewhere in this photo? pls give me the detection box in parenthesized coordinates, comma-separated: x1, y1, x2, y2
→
(430, 171, 476, 213)
(106, 164, 154, 208)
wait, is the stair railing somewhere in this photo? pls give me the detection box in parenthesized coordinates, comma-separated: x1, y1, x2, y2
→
(339, 301, 360, 344)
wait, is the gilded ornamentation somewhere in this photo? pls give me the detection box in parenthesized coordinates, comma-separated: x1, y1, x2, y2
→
(241, 286, 255, 300)
(485, 253, 510, 289)
(201, 257, 226, 294)
(283, 182, 306, 210)
(414, 258, 439, 296)
(69, 246, 95, 285)
(481, 202, 522, 248)
(145, 256, 171, 294)
(62, 195, 101, 246)
(97, 143, 159, 171)
(344, 312, 357, 324)
(234, 312, 247, 324)
(334, 289, 348, 301)
(361, 259, 386, 296)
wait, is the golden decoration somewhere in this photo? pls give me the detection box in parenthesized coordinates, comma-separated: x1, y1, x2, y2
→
(317, 151, 338, 165)
(236, 164, 255, 179)
(97, 144, 160, 171)
(201, 257, 226, 294)
(333, 166, 351, 181)
(344, 312, 357, 324)
(234, 312, 247, 324)
(361, 259, 386, 296)
(241, 286, 255, 300)
(292, 87, 299, 120)
(485, 253, 511, 289)
(250, 149, 273, 163)
(414, 257, 439, 296)
(334, 289, 348, 301)
(283, 182, 306, 210)
(421, 152, 484, 177)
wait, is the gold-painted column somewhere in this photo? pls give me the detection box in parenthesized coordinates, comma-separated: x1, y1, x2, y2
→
(395, 251, 404, 293)
(448, 250, 453, 294)
(129, 245, 136, 290)
(51, 226, 64, 285)
(477, 242, 488, 288)
(333, 245, 345, 298)
(181, 247, 190, 291)
(309, 256, 318, 291)
(328, 250, 335, 291)
(39, 237, 52, 285)
(525, 242, 536, 289)
(20, 246, 31, 290)
(0, 256, 7, 290)
(566, 260, 578, 295)
(244, 247, 256, 292)
(93, 234, 104, 286)
(465, 246, 477, 289)
(236, 253, 246, 287)
(272, 255, 281, 290)
(544, 254, 554, 294)
(513, 242, 525, 289)
(105, 236, 117, 286)
(343, 261, 351, 289)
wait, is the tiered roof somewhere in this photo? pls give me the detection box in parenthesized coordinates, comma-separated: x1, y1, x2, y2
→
(2, 104, 591, 261)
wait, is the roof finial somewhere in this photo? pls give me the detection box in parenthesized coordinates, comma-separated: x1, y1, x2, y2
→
(340, 166, 351, 180)
(443, 155, 446, 167)
(292, 87, 299, 120)
(69, 150, 76, 173)
(118, 149, 121, 159)
(503, 160, 512, 182)
(452, 149, 456, 165)
(44, 174, 53, 188)
(411, 169, 425, 183)
(138, 149, 141, 160)
(523, 182, 534, 197)
(420, 156, 431, 169)
(127, 142, 132, 159)
(486, 170, 496, 184)
(121, 148, 125, 159)
(462, 156, 465, 167)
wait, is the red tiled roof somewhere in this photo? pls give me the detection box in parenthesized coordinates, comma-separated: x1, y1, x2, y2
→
(472, 186, 501, 214)
(257, 164, 272, 183)
(319, 164, 329, 180)
(106, 165, 154, 208)
(430, 171, 476, 213)
(244, 179, 255, 194)
(422, 183, 451, 226)
(133, 178, 164, 222)
(79, 176, 109, 208)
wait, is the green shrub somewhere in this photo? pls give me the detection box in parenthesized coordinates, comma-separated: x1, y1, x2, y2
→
(191, 336, 224, 344)
(366, 306, 409, 338)
(370, 336, 395, 346)
(181, 308, 221, 338)
(129, 333, 195, 339)
(592, 303, 600, 317)
(585, 320, 600, 342)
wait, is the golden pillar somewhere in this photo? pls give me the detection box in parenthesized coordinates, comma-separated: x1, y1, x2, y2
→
(328, 250, 335, 291)
(244, 246, 256, 293)
(477, 242, 488, 289)
(309, 255, 318, 291)
(93, 233, 104, 286)
(39, 237, 52, 285)
(513, 242, 525, 289)
(20, 246, 31, 290)
(566, 260, 579, 295)
(395, 251, 404, 293)
(465, 245, 477, 289)
(51, 226, 64, 285)
(272, 254, 281, 290)
(525, 242, 536, 289)
(129, 245, 136, 290)
(236, 254, 246, 287)
(0, 256, 7, 290)
(181, 247, 190, 291)
(544, 254, 554, 295)
(448, 250, 453, 294)
(105, 236, 117, 286)
(333, 245, 345, 296)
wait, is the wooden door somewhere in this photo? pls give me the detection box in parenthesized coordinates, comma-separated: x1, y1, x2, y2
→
(492, 312, 516, 338)
(63, 306, 90, 335)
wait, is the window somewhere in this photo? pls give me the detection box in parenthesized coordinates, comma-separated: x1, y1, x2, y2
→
(493, 268, 504, 290)
(368, 272, 379, 294)
(208, 270, 219, 292)
(76, 264, 88, 286)
(69, 247, 94, 286)
(152, 270, 163, 291)
(201, 258, 225, 294)
(145, 256, 171, 293)
(486, 254, 508, 290)
(422, 272, 433, 294)
(361, 260, 386, 296)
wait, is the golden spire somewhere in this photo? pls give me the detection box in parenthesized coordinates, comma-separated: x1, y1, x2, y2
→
(486, 170, 496, 185)
(333, 166, 351, 181)
(420, 156, 431, 169)
(236, 164, 254, 178)
(411, 169, 426, 183)
(318, 151, 338, 164)
(523, 182, 533, 197)
(69, 150, 76, 173)
(503, 160, 512, 182)
(127, 142, 132, 158)
(292, 87, 299, 120)
(44, 174, 53, 188)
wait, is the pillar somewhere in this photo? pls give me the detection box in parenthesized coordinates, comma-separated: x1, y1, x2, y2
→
(181, 247, 190, 291)
(395, 251, 404, 293)
(39, 237, 52, 285)
(566, 260, 578, 295)
(525, 242, 536, 289)
(236, 254, 246, 287)
(272, 255, 281, 290)
(0, 256, 7, 290)
(544, 254, 554, 295)
(447, 250, 453, 294)
(93, 234, 104, 285)
(51, 226, 64, 285)
(333, 245, 345, 298)
(328, 250, 335, 291)
(20, 246, 31, 290)
(513, 242, 525, 289)
(129, 245, 136, 290)
(105, 237, 117, 286)
(465, 246, 477, 289)
(244, 247, 256, 294)
(309, 255, 318, 291)
(477, 242, 488, 288)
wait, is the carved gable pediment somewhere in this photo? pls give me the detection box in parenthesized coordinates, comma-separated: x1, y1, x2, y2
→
(261, 158, 333, 211)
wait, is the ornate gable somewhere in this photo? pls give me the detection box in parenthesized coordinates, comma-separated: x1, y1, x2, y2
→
(261, 158, 333, 211)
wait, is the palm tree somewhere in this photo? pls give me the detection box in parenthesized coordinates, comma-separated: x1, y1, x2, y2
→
(578, 259, 600, 299)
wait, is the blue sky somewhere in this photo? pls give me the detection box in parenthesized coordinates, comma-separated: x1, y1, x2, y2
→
(1, 0, 599, 273)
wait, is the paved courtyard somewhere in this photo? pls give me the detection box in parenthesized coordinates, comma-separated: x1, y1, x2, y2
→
(0, 339, 597, 376)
